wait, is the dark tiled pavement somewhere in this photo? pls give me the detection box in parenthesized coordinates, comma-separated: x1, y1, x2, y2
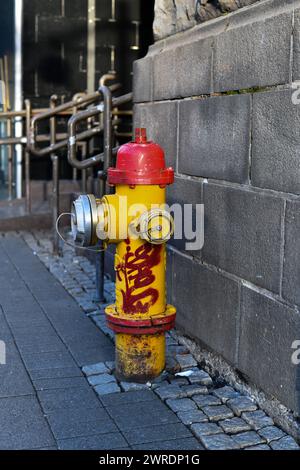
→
(0, 233, 197, 450)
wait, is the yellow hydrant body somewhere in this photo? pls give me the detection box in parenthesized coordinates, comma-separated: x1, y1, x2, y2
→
(71, 128, 176, 382)
(104, 184, 176, 381)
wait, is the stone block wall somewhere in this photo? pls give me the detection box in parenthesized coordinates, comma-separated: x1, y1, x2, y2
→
(153, 0, 260, 40)
(133, 0, 300, 415)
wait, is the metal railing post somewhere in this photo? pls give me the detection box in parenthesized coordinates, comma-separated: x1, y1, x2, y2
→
(50, 95, 60, 256)
(93, 85, 112, 303)
(25, 99, 31, 213)
(7, 118, 13, 200)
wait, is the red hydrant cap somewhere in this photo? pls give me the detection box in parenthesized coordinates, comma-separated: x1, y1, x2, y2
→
(107, 128, 174, 185)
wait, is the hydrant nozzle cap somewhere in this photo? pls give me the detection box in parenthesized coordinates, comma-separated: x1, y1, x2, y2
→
(135, 127, 147, 144)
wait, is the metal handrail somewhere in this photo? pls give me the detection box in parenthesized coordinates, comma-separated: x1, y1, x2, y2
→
(28, 83, 121, 157)
(67, 91, 132, 170)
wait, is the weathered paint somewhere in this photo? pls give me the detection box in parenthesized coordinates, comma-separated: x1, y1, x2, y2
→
(115, 332, 166, 383)
(104, 184, 175, 381)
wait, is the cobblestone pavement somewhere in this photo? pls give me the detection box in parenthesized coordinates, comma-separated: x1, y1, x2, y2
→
(0, 230, 298, 450)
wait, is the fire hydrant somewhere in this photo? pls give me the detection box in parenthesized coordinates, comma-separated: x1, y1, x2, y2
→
(71, 128, 176, 382)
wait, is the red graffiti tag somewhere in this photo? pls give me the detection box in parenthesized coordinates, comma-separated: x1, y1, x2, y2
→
(116, 240, 160, 314)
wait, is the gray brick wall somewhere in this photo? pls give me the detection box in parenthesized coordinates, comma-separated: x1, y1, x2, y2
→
(133, 0, 300, 416)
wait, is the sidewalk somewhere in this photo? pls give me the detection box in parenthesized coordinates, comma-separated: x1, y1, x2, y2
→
(0, 233, 200, 450)
(0, 232, 298, 450)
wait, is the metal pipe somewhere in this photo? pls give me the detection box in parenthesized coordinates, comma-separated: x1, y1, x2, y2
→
(30, 85, 121, 122)
(67, 92, 132, 170)
(4, 55, 11, 111)
(99, 85, 112, 192)
(93, 85, 112, 304)
(72, 93, 87, 182)
(0, 104, 128, 120)
(14, 0, 23, 199)
(6, 118, 13, 200)
(0, 136, 24, 145)
(28, 125, 103, 157)
(0, 133, 69, 146)
(77, 141, 87, 192)
(50, 95, 60, 256)
(87, 0, 96, 93)
(28, 84, 121, 157)
(25, 99, 31, 213)
(99, 73, 116, 87)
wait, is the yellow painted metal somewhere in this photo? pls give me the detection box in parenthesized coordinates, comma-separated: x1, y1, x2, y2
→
(100, 184, 174, 381)
(115, 332, 166, 382)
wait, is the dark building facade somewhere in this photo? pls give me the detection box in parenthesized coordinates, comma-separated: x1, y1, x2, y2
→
(22, 0, 154, 178)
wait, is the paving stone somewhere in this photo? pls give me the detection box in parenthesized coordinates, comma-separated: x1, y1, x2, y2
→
(176, 354, 197, 370)
(242, 410, 274, 430)
(168, 345, 190, 355)
(165, 356, 181, 374)
(15, 332, 66, 354)
(47, 409, 117, 440)
(38, 385, 102, 413)
(166, 398, 198, 413)
(177, 410, 208, 425)
(105, 361, 115, 372)
(150, 370, 169, 385)
(107, 400, 179, 431)
(270, 436, 299, 450)
(191, 422, 223, 438)
(202, 405, 234, 422)
(188, 369, 213, 387)
(213, 386, 241, 403)
(155, 384, 185, 401)
(120, 382, 150, 392)
(151, 380, 169, 390)
(123, 422, 193, 446)
(94, 383, 121, 396)
(169, 377, 189, 386)
(87, 373, 116, 387)
(0, 356, 35, 398)
(200, 433, 240, 450)
(100, 390, 159, 408)
(233, 431, 266, 449)
(193, 394, 222, 408)
(219, 417, 251, 435)
(33, 376, 87, 391)
(57, 432, 128, 450)
(134, 437, 204, 450)
(180, 384, 208, 397)
(258, 425, 285, 443)
(29, 366, 83, 380)
(245, 444, 271, 450)
(0, 396, 55, 449)
(228, 396, 257, 416)
(21, 350, 77, 371)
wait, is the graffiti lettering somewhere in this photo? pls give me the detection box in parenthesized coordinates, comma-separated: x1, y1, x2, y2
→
(116, 240, 160, 314)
